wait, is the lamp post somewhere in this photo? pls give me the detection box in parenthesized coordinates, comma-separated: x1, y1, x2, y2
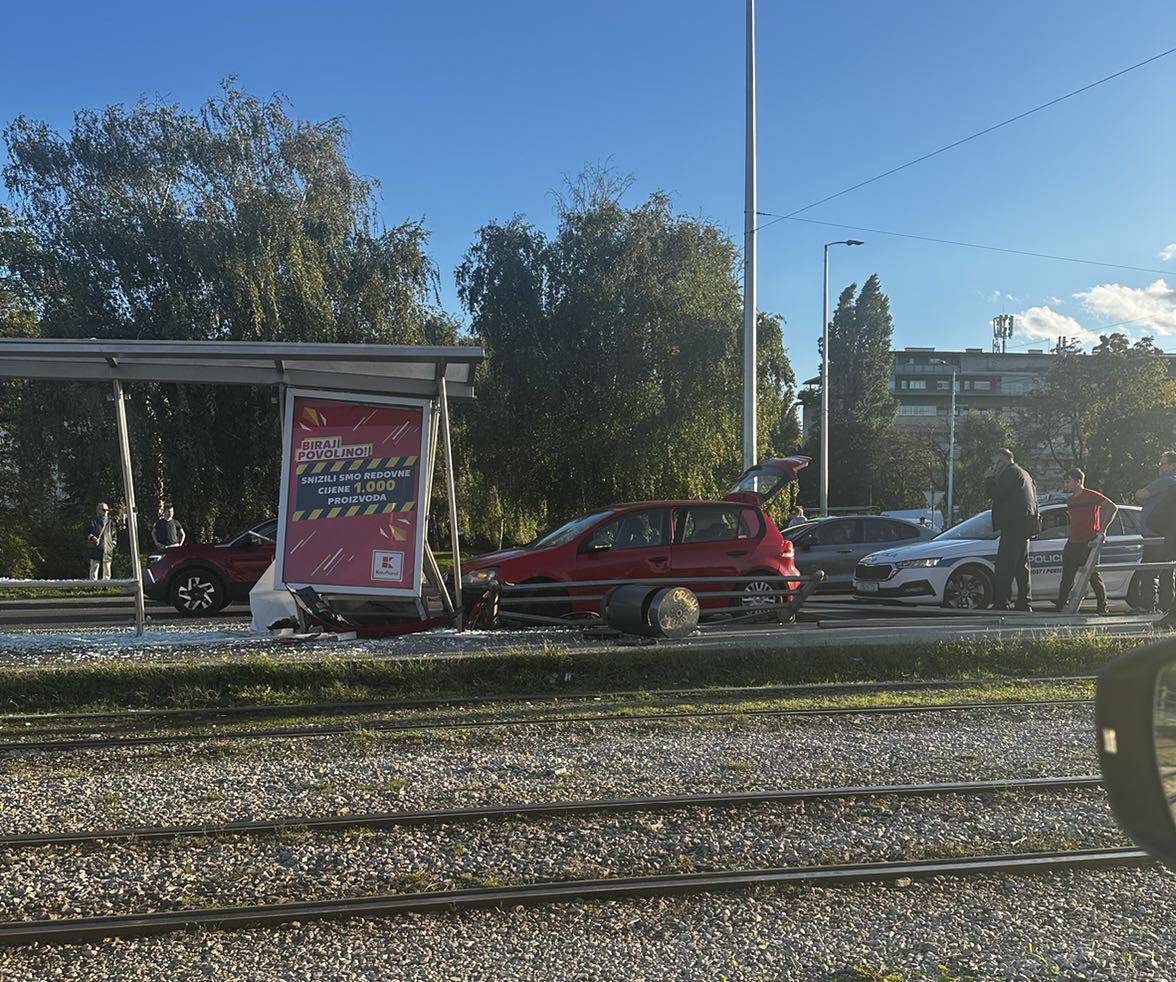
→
(931, 358, 957, 526)
(741, 0, 757, 472)
(819, 239, 863, 517)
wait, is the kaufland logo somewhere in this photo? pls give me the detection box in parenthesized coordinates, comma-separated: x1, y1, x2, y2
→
(372, 550, 405, 581)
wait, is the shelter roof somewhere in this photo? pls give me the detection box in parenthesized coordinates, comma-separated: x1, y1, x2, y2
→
(0, 339, 483, 400)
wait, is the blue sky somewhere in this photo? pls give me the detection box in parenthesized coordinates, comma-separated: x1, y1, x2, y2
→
(3, 0, 1174, 385)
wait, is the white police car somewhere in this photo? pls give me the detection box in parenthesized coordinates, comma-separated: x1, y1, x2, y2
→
(853, 501, 1146, 609)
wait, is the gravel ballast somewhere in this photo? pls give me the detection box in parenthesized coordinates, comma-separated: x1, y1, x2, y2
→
(0, 788, 1120, 920)
(0, 866, 1172, 980)
(0, 704, 1098, 835)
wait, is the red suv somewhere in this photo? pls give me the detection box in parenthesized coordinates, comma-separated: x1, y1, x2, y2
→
(143, 519, 276, 614)
(460, 458, 807, 614)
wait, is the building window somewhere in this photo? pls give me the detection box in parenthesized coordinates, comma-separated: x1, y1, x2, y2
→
(973, 380, 991, 391)
(1005, 381, 1026, 395)
(906, 380, 926, 390)
(898, 404, 937, 417)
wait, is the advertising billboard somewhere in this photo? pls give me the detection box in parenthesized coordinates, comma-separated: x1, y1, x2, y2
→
(275, 390, 431, 596)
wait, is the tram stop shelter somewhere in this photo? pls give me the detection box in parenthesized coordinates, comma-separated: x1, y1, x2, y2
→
(0, 339, 484, 636)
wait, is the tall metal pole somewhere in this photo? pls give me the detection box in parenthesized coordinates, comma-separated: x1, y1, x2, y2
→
(741, 0, 757, 472)
(946, 365, 957, 527)
(819, 244, 830, 517)
(111, 380, 145, 636)
(438, 377, 463, 629)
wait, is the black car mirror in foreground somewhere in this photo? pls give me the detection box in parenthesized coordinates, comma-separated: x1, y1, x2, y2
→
(1097, 639, 1176, 864)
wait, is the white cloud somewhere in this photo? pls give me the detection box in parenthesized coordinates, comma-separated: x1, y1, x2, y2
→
(1074, 278, 1176, 336)
(1012, 305, 1098, 345)
(1160, 243, 1176, 262)
(1045, 296, 1062, 305)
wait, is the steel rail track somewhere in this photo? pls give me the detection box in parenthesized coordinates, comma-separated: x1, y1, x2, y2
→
(0, 698, 1095, 754)
(0, 846, 1147, 946)
(0, 674, 1097, 730)
(0, 775, 1103, 851)
(0, 677, 1098, 744)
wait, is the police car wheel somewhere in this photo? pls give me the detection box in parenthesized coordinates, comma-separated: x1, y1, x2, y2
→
(943, 567, 993, 609)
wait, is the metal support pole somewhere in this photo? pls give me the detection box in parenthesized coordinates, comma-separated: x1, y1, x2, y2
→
(111, 380, 145, 636)
(438, 378, 463, 629)
(946, 366, 957, 526)
(1063, 535, 1103, 614)
(420, 400, 454, 616)
(741, 0, 757, 472)
(819, 244, 830, 517)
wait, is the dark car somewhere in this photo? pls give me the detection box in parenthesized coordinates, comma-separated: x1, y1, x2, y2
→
(459, 458, 810, 614)
(143, 519, 277, 614)
(782, 515, 937, 591)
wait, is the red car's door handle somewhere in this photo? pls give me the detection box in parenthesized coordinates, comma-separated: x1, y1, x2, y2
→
(648, 556, 669, 565)
(726, 550, 749, 557)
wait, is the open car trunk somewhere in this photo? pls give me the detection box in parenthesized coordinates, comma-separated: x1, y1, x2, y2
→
(724, 456, 810, 507)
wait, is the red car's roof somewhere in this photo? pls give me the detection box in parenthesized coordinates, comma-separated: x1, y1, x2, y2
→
(603, 500, 762, 510)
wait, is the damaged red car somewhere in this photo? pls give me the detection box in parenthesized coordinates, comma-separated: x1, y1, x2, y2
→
(458, 458, 808, 615)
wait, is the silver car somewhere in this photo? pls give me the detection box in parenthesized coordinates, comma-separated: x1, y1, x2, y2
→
(782, 515, 938, 591)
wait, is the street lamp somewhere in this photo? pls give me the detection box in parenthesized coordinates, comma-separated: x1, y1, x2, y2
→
(741, 0, 757, 473)
(819, 239, 863, 517)
(931, 358, 957, 526)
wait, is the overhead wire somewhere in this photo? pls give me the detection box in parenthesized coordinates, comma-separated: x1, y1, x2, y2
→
(753, 43, 1176, 233)
(753, 215, 1172, 276)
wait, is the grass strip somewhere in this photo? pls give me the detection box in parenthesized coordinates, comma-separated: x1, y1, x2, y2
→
(0, 633, 1141, 715)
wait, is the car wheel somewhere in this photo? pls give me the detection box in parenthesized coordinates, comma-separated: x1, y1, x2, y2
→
(943, 566, 993, 609)
(169, 568, 226, 615)
(1127, 572, 1144, 611)
(511, 579, 571, 623)
(739, 574, 780, 608)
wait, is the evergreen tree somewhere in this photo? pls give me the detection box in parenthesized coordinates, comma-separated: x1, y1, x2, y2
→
(802, 273, 932, 509)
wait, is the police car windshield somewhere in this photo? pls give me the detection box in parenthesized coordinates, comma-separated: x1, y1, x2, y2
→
(935, 510, 996, 541)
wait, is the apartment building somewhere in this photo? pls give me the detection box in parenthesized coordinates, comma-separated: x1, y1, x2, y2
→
(890, 346, 1052, 427)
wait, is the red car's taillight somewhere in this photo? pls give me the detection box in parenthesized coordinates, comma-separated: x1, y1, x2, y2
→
(779, 540, 794, 558)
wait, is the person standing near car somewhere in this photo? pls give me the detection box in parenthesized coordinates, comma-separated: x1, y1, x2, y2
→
(985, 448, 1039, 611)
(1135, 451, 1176, 623)
(152, 503, 186, 551)
(1055, 468, 1116, 615)
(85, 501, 117, 579)
(786, 505, 807, 528)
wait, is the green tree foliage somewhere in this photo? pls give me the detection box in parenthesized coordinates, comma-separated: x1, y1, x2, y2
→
(1023, 334, 1176, 500)
(1, 83, 440, 572)
(950, 412, 1030, 519)
(455, 170, 798, 543)
(803, 274, 933, 509)
(0, 207, 39, 576)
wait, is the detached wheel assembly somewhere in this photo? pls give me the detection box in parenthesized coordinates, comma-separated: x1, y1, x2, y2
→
(603, 584, 700, 639)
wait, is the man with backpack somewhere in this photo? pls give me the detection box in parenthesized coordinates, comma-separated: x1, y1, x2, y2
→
(985, 448, 1040, 612)
(1135, 451, 1176, 624)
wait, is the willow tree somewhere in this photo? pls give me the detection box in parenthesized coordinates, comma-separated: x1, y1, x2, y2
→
(456, 171, 797, 542)
(1, 83, 441, 571)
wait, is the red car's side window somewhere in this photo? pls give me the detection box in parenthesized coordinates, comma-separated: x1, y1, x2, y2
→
(739, 509, 764, 539)
(676, 507, 761, 544)
(584, 509, 668, 552)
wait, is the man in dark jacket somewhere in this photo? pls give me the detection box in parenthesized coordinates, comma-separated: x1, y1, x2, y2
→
(85, 501, 117, 579)
(985, 448, 1038, 611)
(1137, 451, 1176, 627)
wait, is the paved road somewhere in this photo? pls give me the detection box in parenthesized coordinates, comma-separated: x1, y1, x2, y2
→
(0, 595, 251, 629)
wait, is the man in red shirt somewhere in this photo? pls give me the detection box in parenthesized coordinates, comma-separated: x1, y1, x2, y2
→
(1056, 467, 1118, 614)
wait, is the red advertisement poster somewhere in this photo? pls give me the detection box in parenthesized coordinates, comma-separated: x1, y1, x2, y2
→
(277, 392, 428, 595)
